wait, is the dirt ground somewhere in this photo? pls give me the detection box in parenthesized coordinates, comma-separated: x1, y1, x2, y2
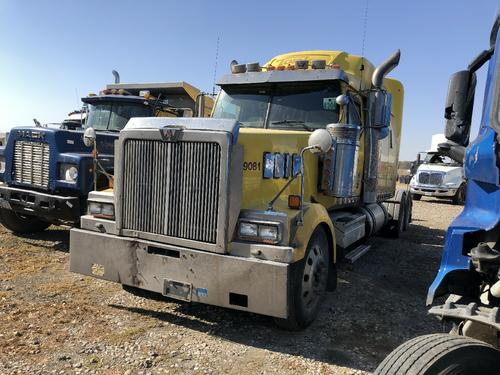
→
(0, 197, 463, 375)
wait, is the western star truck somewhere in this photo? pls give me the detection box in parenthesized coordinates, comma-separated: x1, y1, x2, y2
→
(0, 81, 213, 233)
(376, 15, 500, 374)
(410, 133, 466, 204)
(70, 50, 410, 330)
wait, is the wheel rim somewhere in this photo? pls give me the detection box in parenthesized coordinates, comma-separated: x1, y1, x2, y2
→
(301, 244, 327, 313)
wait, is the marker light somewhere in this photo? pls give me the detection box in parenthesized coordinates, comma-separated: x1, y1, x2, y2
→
(288, 195, 301, 210)
(331, 64, 341, 69)
(277, 65, 286, 71)
(266, 66, 275, 71)
(118, 89, 125, 95)
(139, 90, 151, 99)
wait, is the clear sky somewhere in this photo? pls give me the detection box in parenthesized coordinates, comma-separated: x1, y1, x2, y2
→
(0, 0, 498, 160)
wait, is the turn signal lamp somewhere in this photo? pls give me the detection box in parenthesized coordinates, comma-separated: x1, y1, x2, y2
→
(331, 64, 341, 69)
(288, 195, 301, 209)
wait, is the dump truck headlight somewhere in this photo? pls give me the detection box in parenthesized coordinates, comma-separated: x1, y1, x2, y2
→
(59, 163, 78, 182)
(238, 220, 281, 244)
(88, 201, 115, 220)
(0, 156, 5, 174)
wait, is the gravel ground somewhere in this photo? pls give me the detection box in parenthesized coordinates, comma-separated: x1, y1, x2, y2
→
(0, 197, 462, 374)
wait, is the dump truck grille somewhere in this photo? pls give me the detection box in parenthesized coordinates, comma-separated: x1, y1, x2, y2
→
(13, 141, 50, 188)
(122, 140, 221, 244)
(418, 172, 443, 186)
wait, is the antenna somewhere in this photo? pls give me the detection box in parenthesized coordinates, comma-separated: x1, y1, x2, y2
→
(75, 88, 80, 107)
(212, 36, 220, 96)
(359, 0, 369, 90)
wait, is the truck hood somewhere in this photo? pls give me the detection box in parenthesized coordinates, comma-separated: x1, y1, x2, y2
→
(7, 126, 115, 155)
(417, 164, 462, 173)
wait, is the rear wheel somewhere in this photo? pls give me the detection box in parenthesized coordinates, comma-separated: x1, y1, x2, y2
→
(386, 193, 407, 238)
(274, 227, 330, 331)
(0, 208, 51, 233)
(375, 333, 500, 375)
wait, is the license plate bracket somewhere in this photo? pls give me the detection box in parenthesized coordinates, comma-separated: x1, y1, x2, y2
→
(163, 279, 192, 302)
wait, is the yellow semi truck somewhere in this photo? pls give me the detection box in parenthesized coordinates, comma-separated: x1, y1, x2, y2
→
(70, 50, 409, 329)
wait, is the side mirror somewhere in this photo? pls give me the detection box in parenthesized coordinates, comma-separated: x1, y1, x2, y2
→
(83, 127, 96, 147)
(444, 70, 476, 146)
(308, 129, 332, 154)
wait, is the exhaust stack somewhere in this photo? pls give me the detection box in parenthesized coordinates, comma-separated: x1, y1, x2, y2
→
(372, 49, 401, 88)
(363, 50, 401, 204)
(112, 70, 120, 84)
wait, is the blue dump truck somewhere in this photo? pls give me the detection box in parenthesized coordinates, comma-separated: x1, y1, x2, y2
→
(0, 81, 213, 233)
(376, 15, 500, 375)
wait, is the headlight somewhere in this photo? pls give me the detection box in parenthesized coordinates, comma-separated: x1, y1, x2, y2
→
(238, 220, 281, 244)
(88, 201, 115, 219)
(59, 163, 78, 182)
(0, 156, 5, 174)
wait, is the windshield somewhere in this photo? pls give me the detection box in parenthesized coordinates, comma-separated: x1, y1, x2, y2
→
(212, 82, 341, 130)
(423, 153, 461, 167)
(86, 102, 153, 131)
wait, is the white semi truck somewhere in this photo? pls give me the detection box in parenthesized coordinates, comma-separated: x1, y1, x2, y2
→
(410, 134, 465, 204)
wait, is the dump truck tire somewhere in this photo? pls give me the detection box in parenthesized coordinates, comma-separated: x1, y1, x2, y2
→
(0, 208, 51, 233)
(274, 227, 329, 331)
(374, 333, 500, 375)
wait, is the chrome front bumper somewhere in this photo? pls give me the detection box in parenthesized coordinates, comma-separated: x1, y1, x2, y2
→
(70, 228, 290, 318)
(410, 185, 458, 197)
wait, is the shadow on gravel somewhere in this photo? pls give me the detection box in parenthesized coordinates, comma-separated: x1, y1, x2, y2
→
(14, 227, 70, 252)
(109, 221, 449, 372)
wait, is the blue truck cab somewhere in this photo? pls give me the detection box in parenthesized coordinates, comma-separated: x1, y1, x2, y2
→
(0, 81, 213, 233)
(375, 15, 500, 375)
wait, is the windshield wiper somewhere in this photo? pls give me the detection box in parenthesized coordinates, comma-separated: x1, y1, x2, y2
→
(270, 120, 315, 131)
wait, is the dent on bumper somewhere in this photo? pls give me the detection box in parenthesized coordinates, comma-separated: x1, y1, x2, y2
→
(0, 185, 80, 222)
(69, 229, 290, 318)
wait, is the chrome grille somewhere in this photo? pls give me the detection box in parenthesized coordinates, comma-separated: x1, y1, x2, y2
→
(122, 140, 221, 244)
(13, 141, 50, 188)
(418, 171, 443, 186)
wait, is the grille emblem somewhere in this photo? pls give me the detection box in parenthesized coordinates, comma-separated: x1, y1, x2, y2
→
(17, 130, 45, 139)
(159, 127, 183, 142)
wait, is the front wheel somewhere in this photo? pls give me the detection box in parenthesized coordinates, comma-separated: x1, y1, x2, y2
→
(452, 184, 466, 205)
(274, 227, 331, 331)
(0, 208, 51, 233)
(375, 333, 500, 375)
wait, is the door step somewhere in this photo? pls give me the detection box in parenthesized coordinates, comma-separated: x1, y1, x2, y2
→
(344, 244, 372, 263)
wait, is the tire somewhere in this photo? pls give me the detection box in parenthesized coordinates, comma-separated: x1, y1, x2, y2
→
(386, 194, 406, 238)
(412, 194, 422, 201)
(0, 208, 51, 233)
(452, 184, 466, 205)
(274, 227, 330, 330)
(375, 333, 500, 375)
(403, 193, 412, 231)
